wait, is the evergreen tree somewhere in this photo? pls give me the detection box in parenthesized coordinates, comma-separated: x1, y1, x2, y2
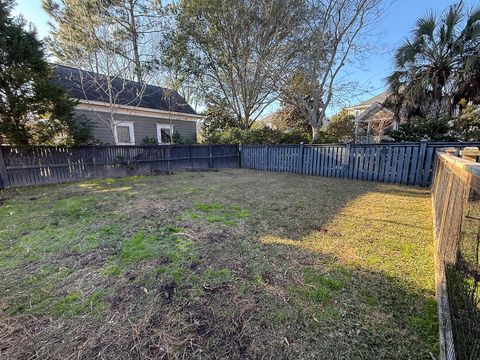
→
(325, 109, 355, 143)
(0, 0, 91, 145)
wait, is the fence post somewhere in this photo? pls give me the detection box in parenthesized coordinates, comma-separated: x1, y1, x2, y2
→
(0, 147, 9, 189)
(208, 145, 213, 168)
(299, 143, 305, 174)
(415, 140, 428, 186)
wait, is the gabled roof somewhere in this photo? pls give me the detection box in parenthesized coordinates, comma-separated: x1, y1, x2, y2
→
(52, 64, 197, 115)
(355, 102, 394, 123)
(351, 91, 390, 108)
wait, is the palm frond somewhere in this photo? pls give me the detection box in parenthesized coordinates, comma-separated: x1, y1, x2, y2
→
(415, 13, 436, 41)
(443, 2, 463, 43)
(462, 6, 480, 41)
(395, 41, 419, 67)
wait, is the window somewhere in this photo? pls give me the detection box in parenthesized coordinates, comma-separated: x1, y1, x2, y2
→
(114, 121, 135, 145)
(355, 109, 360, 116)
(156, 124, 173, 144)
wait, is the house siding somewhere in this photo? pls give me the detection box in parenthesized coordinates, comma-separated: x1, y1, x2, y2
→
(75, 109, 198, 145)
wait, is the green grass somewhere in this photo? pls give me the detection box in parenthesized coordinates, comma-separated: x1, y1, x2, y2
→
(185, 202, 251, 225)
(0, 169, 437, 359)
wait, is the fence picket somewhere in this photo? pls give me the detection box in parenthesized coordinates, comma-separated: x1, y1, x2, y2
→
(1, 145, 240, 188)
(395, 146, 406, 184)
(6, 142, 480, 189)
(401, 146, 412, 185)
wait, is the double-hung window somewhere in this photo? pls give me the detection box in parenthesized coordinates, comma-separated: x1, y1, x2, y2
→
(156, 124, 173, 144)
(114, 121, 135, 145)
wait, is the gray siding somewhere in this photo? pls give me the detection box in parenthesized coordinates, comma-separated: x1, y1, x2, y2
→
(75, 109, 198, 145)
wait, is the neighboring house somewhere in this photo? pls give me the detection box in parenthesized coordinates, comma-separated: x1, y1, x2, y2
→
(258, 113, 276, 129)
(345, 91, 390, 118)
(346, 91, 397, 143)
(52, 64, 203, 145)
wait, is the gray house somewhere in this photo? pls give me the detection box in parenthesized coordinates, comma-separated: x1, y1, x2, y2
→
(53, 64, 202, 145)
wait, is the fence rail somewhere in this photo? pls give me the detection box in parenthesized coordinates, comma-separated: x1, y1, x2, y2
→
(0, 144, 239, 188)
(432, 151, 480, 360)
(241, 142, 480, 187)
(3, 142, 480, 189)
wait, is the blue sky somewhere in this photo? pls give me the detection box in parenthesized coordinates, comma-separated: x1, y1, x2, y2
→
(12, 0, 480, 114)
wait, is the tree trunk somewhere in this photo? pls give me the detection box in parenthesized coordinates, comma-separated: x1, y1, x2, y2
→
(128, 0, 142, 83)
(312, 125, 322, 143)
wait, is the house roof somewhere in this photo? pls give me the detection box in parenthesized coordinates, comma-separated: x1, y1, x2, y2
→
(351, 91, 390, 108)
(52, 64, 197, 115)
(355, 103, 394, 124)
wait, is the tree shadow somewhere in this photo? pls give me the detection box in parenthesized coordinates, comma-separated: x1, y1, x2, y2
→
(0, 169, 438, 359)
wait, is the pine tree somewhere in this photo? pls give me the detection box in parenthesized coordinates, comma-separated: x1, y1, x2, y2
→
(0, 0, 91, 145)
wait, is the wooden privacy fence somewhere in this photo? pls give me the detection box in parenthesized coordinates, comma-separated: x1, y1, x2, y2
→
(3, 142, 480, 189)
(431, 151, 480, 360)
(0, 144, 239, 188)
(241, 142, 480, 187)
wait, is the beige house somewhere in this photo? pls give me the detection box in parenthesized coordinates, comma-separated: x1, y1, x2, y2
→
(346, 91, 397, 143)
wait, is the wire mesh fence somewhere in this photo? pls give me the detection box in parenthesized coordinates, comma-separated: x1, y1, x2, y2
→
(432, 151, 480, 359)
(446, 190, 480, 359)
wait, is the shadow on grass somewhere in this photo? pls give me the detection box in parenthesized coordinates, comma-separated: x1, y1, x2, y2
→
(0, 169, 437, 359)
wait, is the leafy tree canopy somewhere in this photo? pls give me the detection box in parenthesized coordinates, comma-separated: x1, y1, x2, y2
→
(325, 109, 355, 143)
(387, 2, 480, 119)
(266, 106, 311, 133)
(452, 100, 480, 141)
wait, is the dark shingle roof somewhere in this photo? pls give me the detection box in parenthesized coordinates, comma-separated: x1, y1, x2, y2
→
(52, 64, 197, 115)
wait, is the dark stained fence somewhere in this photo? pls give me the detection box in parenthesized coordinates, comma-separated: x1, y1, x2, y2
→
(241, 142, 480, 187)
(0, 144, 239, 188)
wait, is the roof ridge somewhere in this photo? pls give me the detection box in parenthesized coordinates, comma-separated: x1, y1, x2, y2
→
(51, 63, 176, 94)
(52, 63, 197, 115)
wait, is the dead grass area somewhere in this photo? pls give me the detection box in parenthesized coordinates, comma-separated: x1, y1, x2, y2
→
(0, 169, 437, 359)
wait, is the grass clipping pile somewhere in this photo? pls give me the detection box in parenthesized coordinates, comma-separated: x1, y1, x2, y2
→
(0, 170, 438, 359)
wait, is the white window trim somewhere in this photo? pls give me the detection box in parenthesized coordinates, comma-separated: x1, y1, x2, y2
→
(156, 124, 174, 144)
(114, 121, 135, 145)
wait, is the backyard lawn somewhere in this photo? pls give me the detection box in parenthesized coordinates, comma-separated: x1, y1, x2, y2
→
(0, 169, 437, 359)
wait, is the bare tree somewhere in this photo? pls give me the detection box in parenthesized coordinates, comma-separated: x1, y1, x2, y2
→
(44, 0, 164, 140)
(280, 0, 384, 142)
(368, 109, 394, 143)
(165, 0, 305, 129)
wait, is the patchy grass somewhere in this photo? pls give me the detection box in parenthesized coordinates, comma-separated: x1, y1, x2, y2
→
(0, 170, 437, 359)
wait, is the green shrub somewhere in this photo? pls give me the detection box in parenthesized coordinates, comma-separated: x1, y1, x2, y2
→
(173, 131, 197, 144)
(141, 136, 158, 145)
(202, 127, 311, 145)
(452, 103, 480, 141)
(390, 116, 455, 142)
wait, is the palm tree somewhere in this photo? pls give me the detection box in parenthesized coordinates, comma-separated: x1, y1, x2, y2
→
(387, 2, 480, 119)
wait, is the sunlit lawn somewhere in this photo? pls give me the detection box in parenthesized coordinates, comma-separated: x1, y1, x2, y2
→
(0, 169, 437, 359)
